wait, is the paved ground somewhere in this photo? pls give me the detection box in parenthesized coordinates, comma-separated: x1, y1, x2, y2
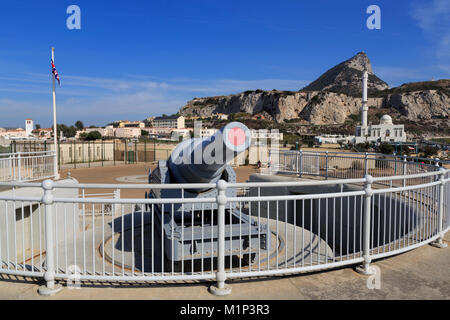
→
(59, 163, 260, 198)
(1, 164, 449, 299)
(0, 232, 448, 299)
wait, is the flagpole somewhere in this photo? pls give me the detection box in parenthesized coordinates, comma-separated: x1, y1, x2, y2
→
(52, 47, 60, 180)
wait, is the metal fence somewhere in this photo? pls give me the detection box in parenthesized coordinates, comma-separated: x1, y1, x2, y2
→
(8, 140, 174, 169)
(0, 151, 55, 182)
(0, 153, 448, 295)
(270, 150, 443, 186)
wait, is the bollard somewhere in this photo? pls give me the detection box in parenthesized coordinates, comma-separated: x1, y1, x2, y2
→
(209, 180, 232, 296)
(431, 168, 448, 249)
(38, 179, 63, 295)
(356, 175, 374, 275)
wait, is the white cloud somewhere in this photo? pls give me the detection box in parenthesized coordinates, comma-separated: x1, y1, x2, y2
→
(0, 72, 309, 127)
(410, 0, 450, 31)
(410, 0, 450, 60)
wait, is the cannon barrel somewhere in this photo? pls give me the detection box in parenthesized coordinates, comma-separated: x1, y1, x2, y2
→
(167, 122, 251, 185)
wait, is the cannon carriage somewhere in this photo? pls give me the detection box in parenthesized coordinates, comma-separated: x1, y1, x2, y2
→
(146, 122, 271, 263)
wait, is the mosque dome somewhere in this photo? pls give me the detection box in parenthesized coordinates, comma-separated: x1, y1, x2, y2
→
(380, 114, 393, 125)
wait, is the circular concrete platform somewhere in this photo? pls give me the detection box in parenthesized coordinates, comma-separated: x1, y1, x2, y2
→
(100, 216, 334, 274)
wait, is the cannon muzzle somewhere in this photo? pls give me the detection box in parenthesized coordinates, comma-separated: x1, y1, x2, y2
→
(167, 122, 251, 186)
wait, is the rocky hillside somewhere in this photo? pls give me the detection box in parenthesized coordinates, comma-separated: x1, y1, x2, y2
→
(181, 90, 383, 124)
(180, 88, 449, 125)
(301, 52, 389, 95)
(179, 52, 449, 133)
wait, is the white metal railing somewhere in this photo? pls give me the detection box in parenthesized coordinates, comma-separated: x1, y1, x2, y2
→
(270, 150, 443, 185)
(0, 151, 56, 182)
(0, 152, 448, 295)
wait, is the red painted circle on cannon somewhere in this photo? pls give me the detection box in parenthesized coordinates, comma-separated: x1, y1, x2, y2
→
(228, 127, 246, 146)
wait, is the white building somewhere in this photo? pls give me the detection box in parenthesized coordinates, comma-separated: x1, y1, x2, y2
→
(152, 115, 185, 129)
(113, 127, 141, 138)
(198, 128, 218, 138)
(314, 134, 354, 145)
(354, 114, 406, 144)
(171, 128, 192, 141)
(250, 129, 283, 141)
(25, 119, 33, 137)
(353, 70, 406, 144)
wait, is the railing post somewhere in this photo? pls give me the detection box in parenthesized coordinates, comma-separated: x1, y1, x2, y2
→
(364, 152, 368, 177)
(17, 152, 22, 182)
(325, 151, 329, 180)
(9, 154, 14, 180)
(402, 155, 407, 188)
(316, 152, 319, 176)
(434, 158, 440, 178)
(113, 189, 120, 216)
(356, 175, 374, 275)
(394, 152, 397, 176)
(299, 149, 303, 177)
(209, 179, 232, 296)
(38, 179, 63, 295)
(431, 168, 448, 249)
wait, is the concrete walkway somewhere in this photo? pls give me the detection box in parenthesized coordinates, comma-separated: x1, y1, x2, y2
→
(0, 233, 448, 300)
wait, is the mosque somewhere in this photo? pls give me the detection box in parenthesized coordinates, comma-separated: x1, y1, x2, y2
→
(315, 69, 406, 145)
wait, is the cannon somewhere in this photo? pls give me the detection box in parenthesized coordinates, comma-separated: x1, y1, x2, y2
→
(147, 122, 270, 264)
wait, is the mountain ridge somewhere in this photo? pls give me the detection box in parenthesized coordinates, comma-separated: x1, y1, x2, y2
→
(178, 53, 449, 135)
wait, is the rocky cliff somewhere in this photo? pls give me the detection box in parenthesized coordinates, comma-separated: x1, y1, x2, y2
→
(180, 86, 449, 125)
(179, 53, 449, 128)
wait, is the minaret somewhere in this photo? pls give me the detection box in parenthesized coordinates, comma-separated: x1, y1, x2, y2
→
(361, 69, 368, 127)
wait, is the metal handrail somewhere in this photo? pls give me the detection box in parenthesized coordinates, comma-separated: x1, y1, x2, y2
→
(0, 152, 448, 296)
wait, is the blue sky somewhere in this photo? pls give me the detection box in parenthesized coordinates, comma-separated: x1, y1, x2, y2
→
(0, 0, 448, 128)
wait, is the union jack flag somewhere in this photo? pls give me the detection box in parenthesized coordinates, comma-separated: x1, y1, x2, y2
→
(51, 59, 61, 86)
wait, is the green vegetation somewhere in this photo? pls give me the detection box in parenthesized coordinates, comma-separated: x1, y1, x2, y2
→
(57, 124, 77, 138)
(0, 145, 11, 154)
(346, 113, 361, 123)
(283, 118, 301, 123)
(432, 138, 450, 144)
(75, 120, 84, 130)
(282, 133, 301, 147)
(378, 142, 394, 155)
(353, 142, 370, 152)
(422, 146, 439, 158)
(369, 79, 450, 98)
(310, 94, 322, 105)
(79, 131, 102, 141)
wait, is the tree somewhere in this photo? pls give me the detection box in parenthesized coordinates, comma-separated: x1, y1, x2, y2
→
(141, 130, 149, 136)
(423, 146, 439, 158)
(57, 124, 77, 138)
(75, 120, 84, 130)
(79, 132, 88, 140)
(81, 131, 102, 141)
(378, 142, 394, 155)
(35, 124, 41, 130)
